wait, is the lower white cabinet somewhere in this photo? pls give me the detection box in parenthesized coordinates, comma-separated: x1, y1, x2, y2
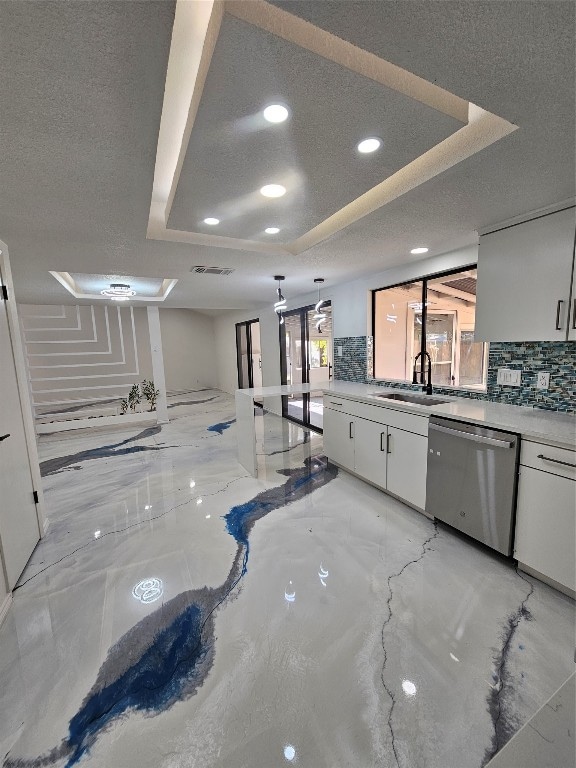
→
(323, 398, 428, 510)
(514, 441, 576, 596)
(386, 427, 428, 510)
(322, 407, 356, 470)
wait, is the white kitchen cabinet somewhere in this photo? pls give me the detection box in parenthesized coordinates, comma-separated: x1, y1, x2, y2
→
(475, 205, 576, 342)
(514, 441, 576, 597)
(322, 405, 355, 471)
(323, 397, 429, 511)
(353, 417, 387, 490)
(386, 427, 428, 510)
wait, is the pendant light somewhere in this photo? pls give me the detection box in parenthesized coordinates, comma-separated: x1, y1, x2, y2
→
(273, 275, 286, 325)
(313, 278, 327, 333)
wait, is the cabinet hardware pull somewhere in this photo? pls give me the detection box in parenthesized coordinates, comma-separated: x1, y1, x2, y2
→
(555, 299, 564, 330)
(537, 454, 576, 469)
(380, 432, 386, 452)
(386, 433, 392, 454)
(0, 433, 10, 442)
(330, 401, 343, 406)
(349, 421, 354, 439)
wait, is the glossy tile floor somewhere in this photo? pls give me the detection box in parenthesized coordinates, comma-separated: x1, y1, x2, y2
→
(0, 390, 574, 768)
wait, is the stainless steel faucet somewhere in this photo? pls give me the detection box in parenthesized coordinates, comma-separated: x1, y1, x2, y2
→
(413, 351, 433, 395)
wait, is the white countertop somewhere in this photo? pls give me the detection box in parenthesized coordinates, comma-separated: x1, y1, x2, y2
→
(242, 381, 576, 449)
(322, 381, 576, 449)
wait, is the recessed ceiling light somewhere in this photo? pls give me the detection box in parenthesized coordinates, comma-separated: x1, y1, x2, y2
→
(410, 247, 429, 255)
(357, 137, 382, 154)
(203, 217, 220, 225)
(263, 104, 289, 123)
(260, 184, 286, 198)
(265, 227, 280, 234)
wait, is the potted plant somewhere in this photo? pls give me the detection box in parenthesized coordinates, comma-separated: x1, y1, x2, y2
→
(141, 379, 160, 411)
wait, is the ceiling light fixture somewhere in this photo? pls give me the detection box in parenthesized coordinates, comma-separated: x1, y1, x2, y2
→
(203, 217, 220, 226)
(100, 283, 136, 301)
(410, 247, 429, 255)
(313, 278, 327, 333)
(265, 227, 280, 235)
(260, 184, 286, 198)
(274, 275, 286, 325)
(263, 104, 289, 123)
(357, 137, 382, 154)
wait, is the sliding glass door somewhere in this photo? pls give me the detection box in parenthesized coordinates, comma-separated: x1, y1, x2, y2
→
(280, 302, 332, 431)
(236, 319, 262, 390)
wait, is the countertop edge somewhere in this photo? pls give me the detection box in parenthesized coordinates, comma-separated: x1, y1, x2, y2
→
(320, 385, 576, 450)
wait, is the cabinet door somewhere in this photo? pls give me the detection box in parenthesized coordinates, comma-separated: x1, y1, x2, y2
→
(353, 418, 387, 490)
(568, 295, 576, 341)
(476, 206, 576, 342)
(386, 427, 428, 510)
(323, 407, 355, 471)
(514, 466, 576, 593)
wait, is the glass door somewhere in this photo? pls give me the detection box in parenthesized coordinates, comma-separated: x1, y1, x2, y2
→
(236, 319, 261, 389)
(280, 302, 332, 431)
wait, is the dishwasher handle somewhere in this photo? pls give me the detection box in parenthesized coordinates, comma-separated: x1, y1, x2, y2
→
(430, 422, 514, 448)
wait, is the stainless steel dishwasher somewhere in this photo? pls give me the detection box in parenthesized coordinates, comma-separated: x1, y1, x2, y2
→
(426, 417, 520, 556)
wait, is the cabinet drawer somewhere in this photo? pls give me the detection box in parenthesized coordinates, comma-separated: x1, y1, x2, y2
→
(520, 440, 576, 480)
(324, 396, 428, 436)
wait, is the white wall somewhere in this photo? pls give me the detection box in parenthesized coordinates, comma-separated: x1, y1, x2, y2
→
(214, 245, 478, 397)
(19, 304, 153, 423)
(159, 308, 218, 391)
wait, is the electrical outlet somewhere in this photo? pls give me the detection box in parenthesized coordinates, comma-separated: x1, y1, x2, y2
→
(536, 371, 550, 390)
(337, 345, 343, 357)
(497, 368, 521, 386)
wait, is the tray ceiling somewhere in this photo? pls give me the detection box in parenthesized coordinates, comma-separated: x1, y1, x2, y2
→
(167, 14, 465, 242)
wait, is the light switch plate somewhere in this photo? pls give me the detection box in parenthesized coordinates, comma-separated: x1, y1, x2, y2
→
(536, 371, 550, 390)
(497, 368, 521, 386)
(337, 346, 343, 357)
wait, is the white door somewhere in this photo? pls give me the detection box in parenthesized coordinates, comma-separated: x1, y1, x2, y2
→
(0, 276, 40, 589)
(386, 427, 428, 510)
(323, 408, 355, 471)
(353, 417, 387, 491)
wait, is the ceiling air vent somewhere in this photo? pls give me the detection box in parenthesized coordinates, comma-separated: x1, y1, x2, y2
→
(191, 266, 234, 276)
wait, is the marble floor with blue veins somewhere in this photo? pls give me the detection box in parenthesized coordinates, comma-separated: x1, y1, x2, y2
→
(0, 389, 574, 768)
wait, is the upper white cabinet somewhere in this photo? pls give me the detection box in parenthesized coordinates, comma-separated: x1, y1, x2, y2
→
(475, 205, 576, 342)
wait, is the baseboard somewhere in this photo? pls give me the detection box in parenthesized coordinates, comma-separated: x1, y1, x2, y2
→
(0, 592, 12, 628)
(518, 562, 576, 600)
(36, 411, 157, 434)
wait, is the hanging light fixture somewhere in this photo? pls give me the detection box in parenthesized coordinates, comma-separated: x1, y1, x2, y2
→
(100, 283, 136, 301)
(313, 278, 327, 333)
(273, 275, 286, 325)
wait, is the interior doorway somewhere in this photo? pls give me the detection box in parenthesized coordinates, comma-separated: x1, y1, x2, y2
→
(280, 302, 332, 431)
(235, 319, 262, 390)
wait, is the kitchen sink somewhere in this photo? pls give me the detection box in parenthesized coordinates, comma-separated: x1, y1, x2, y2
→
(375, 393, 449, 406)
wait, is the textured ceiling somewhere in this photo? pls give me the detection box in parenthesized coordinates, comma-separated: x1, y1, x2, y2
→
(0, 0, 574, 309)
(167, 13, 463, 241)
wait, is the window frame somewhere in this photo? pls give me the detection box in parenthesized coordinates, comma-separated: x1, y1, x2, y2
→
(371, 264, 487, 391)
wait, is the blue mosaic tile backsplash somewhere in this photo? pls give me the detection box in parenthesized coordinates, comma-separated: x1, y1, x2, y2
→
(334, 337, 576, 412)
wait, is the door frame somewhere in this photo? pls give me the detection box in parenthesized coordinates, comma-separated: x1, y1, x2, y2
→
(235, 318, 260, 389)
(279, 301, 332, 432)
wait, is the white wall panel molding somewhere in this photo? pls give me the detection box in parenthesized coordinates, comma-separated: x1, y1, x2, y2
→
(23, 305, 97, 343)
(19, 304, 154, 425)
(22, 305, 81, 331)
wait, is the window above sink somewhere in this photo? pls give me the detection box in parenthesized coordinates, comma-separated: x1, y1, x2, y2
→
(372, 266, 488, 392)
